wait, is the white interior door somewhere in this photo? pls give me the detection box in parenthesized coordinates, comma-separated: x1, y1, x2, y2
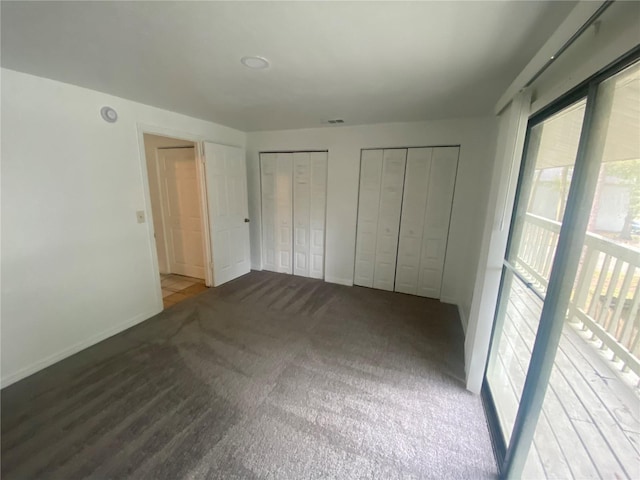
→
(260, 153, 278, 272)
(417, 146, 459, 298)
(309, 152, 327, 279)
(293, 153, 311, 277)
(395, 148, 433, 295)
(157, 147, 205, 279)
(373, 149, 407, 291)
(354, 149, 384, 287)
(204, 142, 251, 286)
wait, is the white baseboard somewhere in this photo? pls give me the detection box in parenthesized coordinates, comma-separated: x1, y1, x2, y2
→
(439, 296, 457, 305)
(1, 308, 161, 389)
(250, 263, 262, 271)
(439, 296, 468, 334)
(458, 303, 468, 335)
(324, 276, 353, 287)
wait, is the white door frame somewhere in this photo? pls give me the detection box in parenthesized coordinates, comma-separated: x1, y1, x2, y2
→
(136, 124, 214, 307)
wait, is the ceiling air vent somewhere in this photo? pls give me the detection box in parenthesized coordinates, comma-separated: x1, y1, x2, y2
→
(327, 119, 344, 124)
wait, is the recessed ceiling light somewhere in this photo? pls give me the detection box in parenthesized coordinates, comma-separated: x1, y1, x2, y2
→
(241, 56, 270, 69)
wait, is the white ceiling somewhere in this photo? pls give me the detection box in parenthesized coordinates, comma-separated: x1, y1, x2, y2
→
(1, 1, 576, 132)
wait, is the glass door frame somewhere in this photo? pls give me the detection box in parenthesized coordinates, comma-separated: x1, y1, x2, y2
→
(481, 46, 640, 479)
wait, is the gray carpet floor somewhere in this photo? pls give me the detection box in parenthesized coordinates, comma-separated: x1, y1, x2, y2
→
(1, 271, 497, 479)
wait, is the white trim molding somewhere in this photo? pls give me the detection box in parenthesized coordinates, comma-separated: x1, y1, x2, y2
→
(324, 276, 354, 287)
(1, 309, 160, 388)
(458, 304, 468, 335)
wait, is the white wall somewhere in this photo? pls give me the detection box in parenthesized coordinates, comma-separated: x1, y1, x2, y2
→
(247, 118, 498, 324)
(463, 1, 640, 392)
(529, 0, 640, 115)
(143, 134, 195, 274)
(464, 94, 530, 394)
(0, 68, 246, 387)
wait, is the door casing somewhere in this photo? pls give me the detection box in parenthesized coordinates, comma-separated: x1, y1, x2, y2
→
(137, 124, 217, 311)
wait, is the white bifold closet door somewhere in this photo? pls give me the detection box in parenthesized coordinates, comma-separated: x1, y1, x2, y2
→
(412, 147, 458, 297)
(394, 148, 433, 294)
(261, 153, 293, 274)
(353, 149, 383, 287)
(354, 146, 458, 298)
(261, 152, 327, 278)
(354, 149, 407, 291)
(293, 152, 327, 278)
(395, 147, 458, 297)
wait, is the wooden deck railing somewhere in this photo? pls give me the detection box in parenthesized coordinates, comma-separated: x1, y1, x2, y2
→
(514, 213, 640, 377)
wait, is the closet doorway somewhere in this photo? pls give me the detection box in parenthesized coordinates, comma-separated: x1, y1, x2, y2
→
(260, 151, 328, 279)
(143, 133, 208, 308)
(354, 146, 459, 299)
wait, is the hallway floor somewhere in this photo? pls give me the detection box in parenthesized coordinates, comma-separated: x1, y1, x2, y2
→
(161, 274, 207, 309)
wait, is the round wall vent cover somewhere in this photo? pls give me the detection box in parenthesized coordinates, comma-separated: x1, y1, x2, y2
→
(100, 106, 118, 123)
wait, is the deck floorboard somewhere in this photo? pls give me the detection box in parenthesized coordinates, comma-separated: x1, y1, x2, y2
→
(493, 279, 640, 479)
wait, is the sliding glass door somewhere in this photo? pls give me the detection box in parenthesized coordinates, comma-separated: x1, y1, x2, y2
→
(484, 53, 640, 479)
(486, 98, 587, 443)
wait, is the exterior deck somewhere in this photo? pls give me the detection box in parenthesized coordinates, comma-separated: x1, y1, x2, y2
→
(493, 279, 640, 479)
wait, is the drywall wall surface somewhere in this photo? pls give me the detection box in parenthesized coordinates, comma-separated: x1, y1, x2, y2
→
(143, 134, 195, 274)
(464, 94, 530, 394)
(247, 118, 498, 322)
(530, 1, 640, 114)
(462, 1, 640, 393)
(1, 68, 246, 386)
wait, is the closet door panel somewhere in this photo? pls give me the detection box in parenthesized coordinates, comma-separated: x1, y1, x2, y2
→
(260, 154, 278, 272)
(354, 149, 383, 287)
(395, 148, 433, 295)
(309, 152, 327, 279)
(373, 149, 407, 291)
(276, 153, 293, 274)
(417, 147, 459, 298)
(293, 153, 311, 277)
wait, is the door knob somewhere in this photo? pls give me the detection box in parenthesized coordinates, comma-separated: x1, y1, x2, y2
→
(244, 218, 250, 223)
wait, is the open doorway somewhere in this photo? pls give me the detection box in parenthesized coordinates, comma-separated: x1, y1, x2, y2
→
(143, 133, 209, 309)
